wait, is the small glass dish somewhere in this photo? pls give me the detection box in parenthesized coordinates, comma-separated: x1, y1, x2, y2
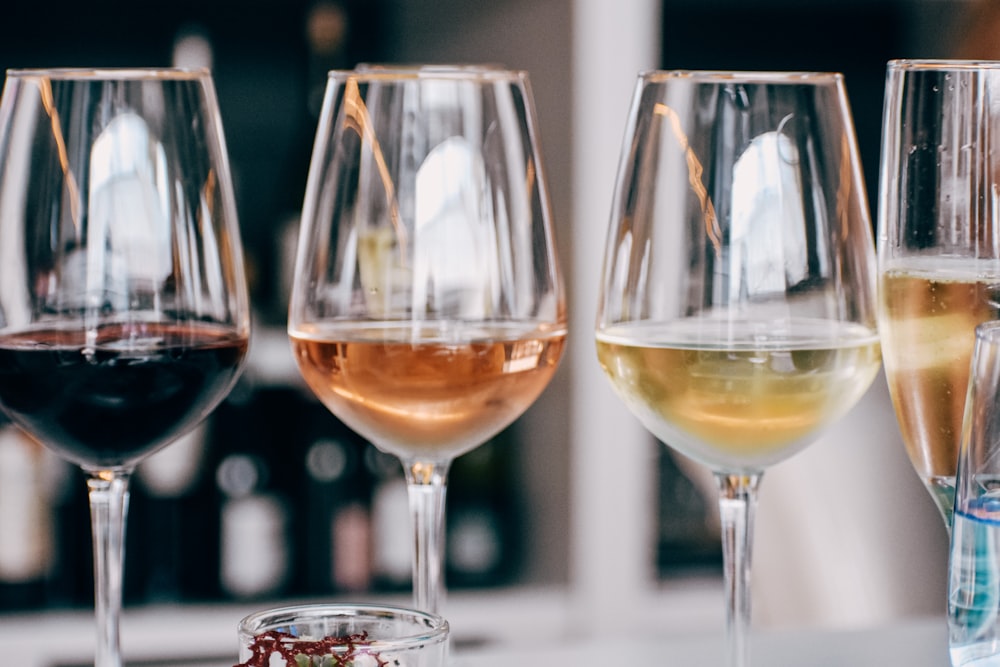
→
(236, 603, 449, 667)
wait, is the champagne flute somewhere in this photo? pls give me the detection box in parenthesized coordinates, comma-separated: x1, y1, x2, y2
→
(595, 70, 880, 667)
(877, 59, 1000, 526)
(288, 65, 566, 614)
(0, 68, 250, 667)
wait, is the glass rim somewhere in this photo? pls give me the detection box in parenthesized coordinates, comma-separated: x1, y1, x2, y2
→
(887, 58, 1000, 72)
(238, 603, 450, 648)
(5, 67, 211, 81)
(638, 69, 844, 84)
(976, 321, 1000, 344)
(327, 63, 528, 83)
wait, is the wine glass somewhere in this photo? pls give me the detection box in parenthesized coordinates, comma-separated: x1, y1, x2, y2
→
(288, 65, 566, 614)
(0, 68, 250, 667)
(877, 59, 1000, 527)
(595, 70, 880, 667)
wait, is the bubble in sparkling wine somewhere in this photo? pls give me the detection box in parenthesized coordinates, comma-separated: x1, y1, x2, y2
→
(984, 283, 1000, 309)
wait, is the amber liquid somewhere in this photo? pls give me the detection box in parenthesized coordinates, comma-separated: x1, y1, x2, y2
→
(596, 319, 881, 472)
(290, 322, 566, 461)
(879, 263, 1000, 504)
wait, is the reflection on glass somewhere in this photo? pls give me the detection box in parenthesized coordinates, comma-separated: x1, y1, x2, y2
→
(731, 131, 810, 297)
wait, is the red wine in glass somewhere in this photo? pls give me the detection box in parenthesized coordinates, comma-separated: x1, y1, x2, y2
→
(0, 323, 247, 468)
(0, 69, 251, 667)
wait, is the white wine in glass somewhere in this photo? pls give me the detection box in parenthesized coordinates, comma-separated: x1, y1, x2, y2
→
(596, 320, 881, 472)
(288, 66, 566, 614)
(596, 70, 880, 667)
(877, 59, 1000, 526)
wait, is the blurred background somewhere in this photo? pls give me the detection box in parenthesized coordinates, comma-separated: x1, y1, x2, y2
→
(0, 0, 988, 649)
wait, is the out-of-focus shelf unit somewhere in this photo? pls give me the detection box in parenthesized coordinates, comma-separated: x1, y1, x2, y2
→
(0, 0, 967, 641)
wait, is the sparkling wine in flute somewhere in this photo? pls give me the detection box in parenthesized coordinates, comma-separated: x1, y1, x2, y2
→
(878, 259, 1000, 518)
(597, 319, 881, 472)
(291, 322, 566, 462)
(877, 60, 1000, 528)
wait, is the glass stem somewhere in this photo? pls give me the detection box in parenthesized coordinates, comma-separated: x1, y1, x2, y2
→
(87, 469, 132, 667)
(715, 472, 762, 667)
(925, 477, 956, 531)
(404, 460, 450, 615)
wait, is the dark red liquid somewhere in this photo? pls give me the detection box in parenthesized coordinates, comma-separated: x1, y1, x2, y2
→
(0, 322, 247, 468)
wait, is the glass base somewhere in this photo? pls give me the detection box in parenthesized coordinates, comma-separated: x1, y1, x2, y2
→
(951, 643, 1000, 667)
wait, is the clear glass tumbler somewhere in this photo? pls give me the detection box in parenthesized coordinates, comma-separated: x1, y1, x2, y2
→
(236, 603, 450, 667)
(949, 320, 1000, 666)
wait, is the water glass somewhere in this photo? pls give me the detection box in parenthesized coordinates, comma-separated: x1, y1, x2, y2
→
(949, 320, 1000, 665)
(236, 603, 449, 667)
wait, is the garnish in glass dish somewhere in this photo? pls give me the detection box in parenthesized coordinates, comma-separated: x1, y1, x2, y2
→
(236, 631, 389, 667)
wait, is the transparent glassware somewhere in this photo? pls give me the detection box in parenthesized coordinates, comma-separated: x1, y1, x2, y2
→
(948, 321, 1000, 666)
(595, 70, 880, 667)
(237, 603, 449, 667)
(287, 65, 567, 614)
(877, 59, 1000, 527)
(0, 68, 250, 667)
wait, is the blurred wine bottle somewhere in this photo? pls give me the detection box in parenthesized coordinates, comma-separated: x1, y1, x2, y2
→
(365, 427, 526, 593)
(0, 420, 59, 610)
(210, 383, 296, 601)
(133, 423, 210, 602)
(656, 447, 721, 575)
(367, 447, 412, 592)
(446, 429, 522, 589)
(299, 399, 374, 595)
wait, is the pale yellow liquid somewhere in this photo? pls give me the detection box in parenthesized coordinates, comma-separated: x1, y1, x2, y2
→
(879, 263, 1000, 499)
(291, 321, 565, 461)
(596, 319, 881, 472)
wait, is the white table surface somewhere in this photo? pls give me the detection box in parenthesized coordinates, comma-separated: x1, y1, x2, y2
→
(0, 587, 951, 667)
(1, 613, 951, 667)
(459, 618, 950, 667)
